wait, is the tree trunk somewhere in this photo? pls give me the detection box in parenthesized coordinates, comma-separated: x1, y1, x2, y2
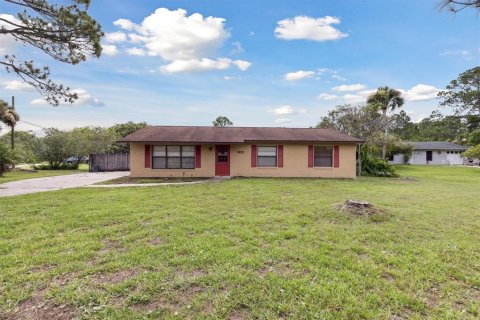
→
(10, 126, 15, 169)
(382, 109, 388, 159)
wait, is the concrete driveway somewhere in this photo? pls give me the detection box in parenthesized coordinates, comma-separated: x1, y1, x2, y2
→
(0, 172, 129, 197)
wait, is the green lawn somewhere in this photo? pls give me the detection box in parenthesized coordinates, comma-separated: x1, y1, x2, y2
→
(0, 166, 479, 319)
(0, 164, 89, 184)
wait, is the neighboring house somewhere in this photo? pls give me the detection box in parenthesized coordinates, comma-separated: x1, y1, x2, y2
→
(120, 126, 364, 178)
(389, 141, 467, 165)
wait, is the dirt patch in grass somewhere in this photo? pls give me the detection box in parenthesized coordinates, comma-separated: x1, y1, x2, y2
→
(9, 287, 76, 320)
(99, 239, 126, 254)
(397, 176, 417, 182)
(177, 283, 205, 305)
(92, 269, 140, 285)
(28, 264, 54, 274)
(202, 300, 214, 314)
(337, 200, 385, 216)
(149, 237, 163, 245)
(228, 306, 249, 320)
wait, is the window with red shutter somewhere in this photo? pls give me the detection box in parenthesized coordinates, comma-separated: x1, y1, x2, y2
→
(308, 145, 313, 167)
(334, 145, 340, 168)
(144, 145, 151, 168)
(251, 145, 257, 167)
(278, 145, 284, 167)
(195, 145, 201, 168)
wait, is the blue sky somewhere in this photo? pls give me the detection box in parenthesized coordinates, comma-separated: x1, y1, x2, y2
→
(1, 0, 479, 133)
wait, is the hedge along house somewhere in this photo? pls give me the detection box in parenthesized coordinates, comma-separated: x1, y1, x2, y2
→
(119, 126, 364, 179)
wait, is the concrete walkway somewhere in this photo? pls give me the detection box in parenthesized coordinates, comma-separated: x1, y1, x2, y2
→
(0, 172, 129, 197)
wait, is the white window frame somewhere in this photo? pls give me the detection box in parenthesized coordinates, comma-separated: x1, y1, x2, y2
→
(152, 145, 195, 169)
(257, 146, 278, 167)
(314, 145, 334, 168)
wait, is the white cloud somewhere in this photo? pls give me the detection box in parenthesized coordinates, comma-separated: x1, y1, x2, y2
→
(269, 105, 307, 116)
(0, 14, 21, 55)
(317, 68, 347, 81)
(102, 44, 119, 56)
(30, 88, 105, 107)
(331, 74, 347, 81)
(2, 80, 33, 91)
(113, 18, 137, 31)
(160, 58, 250, 74)
(439, 49, 472, 60)
(342, 89, 375, 104)
(224, 76, 240, 80)
(126, 47, 146, 56)
(275, 118, 292, 124)
(284, 70, 315, 81)
(105, 31, 127, 43)
(332, 84, 366, 92)
(401, 84, 440, 102)
(275, 16, 348, 41)
(115, 8, 229, 60)
(271, 105, 295, 115)
(112, 8, 251, 74)
(232, 60, 252, 71)
(317, 93, 339, 101)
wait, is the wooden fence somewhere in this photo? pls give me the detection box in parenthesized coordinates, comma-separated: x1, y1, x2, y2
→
(89, 153, 130, 172)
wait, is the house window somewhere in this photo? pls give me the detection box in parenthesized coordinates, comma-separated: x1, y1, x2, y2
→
(152, 145, 195, 169)
(257, 146, 277, 167)
(388, 154, 394, 161)
(314, 146, 333, 167)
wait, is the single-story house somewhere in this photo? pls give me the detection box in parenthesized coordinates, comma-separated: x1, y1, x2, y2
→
(389, 141, 467, 165)
(120, 126, 364, 178)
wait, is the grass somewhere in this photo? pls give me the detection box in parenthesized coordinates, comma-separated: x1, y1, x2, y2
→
(0, 164, 88, 184)
(0, 166, 479, 319)
(96, 177, 210, 185)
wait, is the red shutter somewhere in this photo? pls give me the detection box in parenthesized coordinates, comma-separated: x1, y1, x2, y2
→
(308, 145, 314, 167)
(251, 145, 257, 167)
(334, 145, 340, 168)
(278, 145, 283, 167)
(144, 145, 151, 168)
(195, 145, 201, 168)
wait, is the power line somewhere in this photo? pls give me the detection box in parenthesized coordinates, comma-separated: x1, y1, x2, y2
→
(18, 120, 47, 130)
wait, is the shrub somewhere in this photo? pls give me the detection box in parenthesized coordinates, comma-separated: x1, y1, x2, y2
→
(463, 144, 480, 160)
(0, 142, 15, 176)
(33, 162, 79, 170)
(361, 153, 398, 177)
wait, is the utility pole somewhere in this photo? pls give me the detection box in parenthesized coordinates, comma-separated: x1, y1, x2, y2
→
(11, 96, 15, 150)
(11, 96, 15, 169)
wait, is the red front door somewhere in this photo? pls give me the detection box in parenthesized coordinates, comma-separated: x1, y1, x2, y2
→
(215, 145, 230, 176)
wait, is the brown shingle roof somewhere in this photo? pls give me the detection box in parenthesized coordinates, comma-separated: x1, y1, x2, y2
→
(119, 126, 364, 143)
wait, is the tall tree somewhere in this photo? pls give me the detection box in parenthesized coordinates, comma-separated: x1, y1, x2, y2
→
(367, 87, 405, 159)
(316, 104, 382, 139)
(0, 0, 103, 105)
(438, 0, 480, 12)
(438, 67, 480, 116)
(0, 99, 20, 149)
(107, 121, 147, 153)
(212, 116, 233, 127)
(390, 110, 418, 140)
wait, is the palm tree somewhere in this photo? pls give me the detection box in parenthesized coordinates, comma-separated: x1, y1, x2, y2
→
(0, 99, 20, 150)
(367, 87, 404, 159)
